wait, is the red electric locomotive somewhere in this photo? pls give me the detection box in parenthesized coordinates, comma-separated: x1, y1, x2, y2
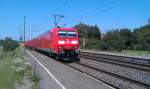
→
(25, 27, 80, 61)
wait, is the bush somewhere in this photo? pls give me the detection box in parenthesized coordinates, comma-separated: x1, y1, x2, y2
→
(3, 37, 18, 51)
(79, 38, 102, 50)
(99, 41, 109, 50)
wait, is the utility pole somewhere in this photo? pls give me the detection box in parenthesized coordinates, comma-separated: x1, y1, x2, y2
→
(53, 15, 64, 27)
(24, 16, 27, 42)
(19, 24, 22, 42)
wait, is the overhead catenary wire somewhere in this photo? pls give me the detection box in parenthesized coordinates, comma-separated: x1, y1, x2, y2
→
(61, 0, 69, 14)
(83, 0, 127, 20)
(47, 0, 67, 27)
(62, 0, 81, 14)
(63, 0, 115, 25)
(54, 0, 81, 27)
(49, 0, 68, 15)
(75, 0, 114, 19)
(64, 0, 128, 26)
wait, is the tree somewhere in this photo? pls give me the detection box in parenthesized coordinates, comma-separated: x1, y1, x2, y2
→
(74, 22, 88, 38)
(102, 28, 133, 51)
(102, 30, 122, 51)
(120, 28, 133, 49)
(74, 23, 89, 48)
(74, 22, 101, 39)
(133, 23, 150, 50)
(3, 37, 18, 51)
(0, 40, 4, 46)
(74, 18, 150, 51)
(74, 22, 101, 48)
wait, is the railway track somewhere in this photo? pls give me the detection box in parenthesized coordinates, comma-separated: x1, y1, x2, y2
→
(65, 52, 150, 89)
(28, 49, 150, 89)
(27, 49, 116, 89)
(79, 54, 150, 71)
(80, 51, 150, 66)
(67, 62, 150, 89)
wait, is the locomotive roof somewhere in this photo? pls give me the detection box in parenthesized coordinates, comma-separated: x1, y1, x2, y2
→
(25, 27, 77, 42)
(50, 27, 76, 32)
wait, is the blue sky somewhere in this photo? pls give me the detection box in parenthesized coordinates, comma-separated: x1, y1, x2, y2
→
(0, 0, 150, 40)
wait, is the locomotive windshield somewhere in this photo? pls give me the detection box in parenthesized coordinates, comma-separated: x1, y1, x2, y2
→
(58, 31, 67, 37)
(58, 30, 76, 37)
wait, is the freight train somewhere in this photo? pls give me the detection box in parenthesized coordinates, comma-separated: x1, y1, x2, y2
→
(25, 27, 80, 62)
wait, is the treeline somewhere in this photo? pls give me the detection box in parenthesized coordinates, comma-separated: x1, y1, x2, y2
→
(0, 37, 18, 51)
(74, 20, 150, 51)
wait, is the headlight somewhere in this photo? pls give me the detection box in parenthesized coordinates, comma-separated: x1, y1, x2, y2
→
(58, 41, 65, 44)
(71, 41, 78, 44)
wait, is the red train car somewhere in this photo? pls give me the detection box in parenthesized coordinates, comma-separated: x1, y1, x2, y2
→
(25, 27, 79, 61)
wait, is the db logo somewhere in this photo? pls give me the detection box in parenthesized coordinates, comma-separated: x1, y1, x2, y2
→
(66, 41, 70, 44)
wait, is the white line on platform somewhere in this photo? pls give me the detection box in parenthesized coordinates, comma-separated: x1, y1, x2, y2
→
(26, 50, 66, 89)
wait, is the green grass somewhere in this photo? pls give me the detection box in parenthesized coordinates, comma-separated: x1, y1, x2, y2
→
(81, 49, 150, 57)
(0, 51, 15, 89)
(122, 50, 150, 57)
(0, 47, 40, 89)
(32, 82, 40, 89)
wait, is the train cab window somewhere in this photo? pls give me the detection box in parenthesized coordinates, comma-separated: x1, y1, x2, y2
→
(58, 31, 67, 37)
(67, 32, 76, 37)
(58, 30, 76, 37)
